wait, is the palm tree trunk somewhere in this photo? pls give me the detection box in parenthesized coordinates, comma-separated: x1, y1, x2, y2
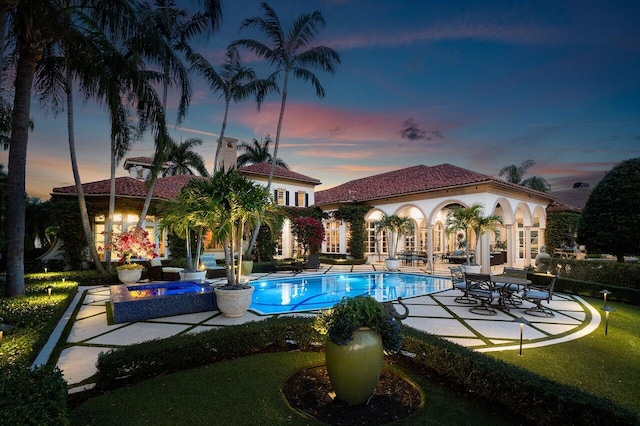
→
(5, 42, 37, 297)
(213, 99, 230, 173)
(66, 68, 106, 273)
(247, 72, 289, 254)
(105, 137, 118, 273)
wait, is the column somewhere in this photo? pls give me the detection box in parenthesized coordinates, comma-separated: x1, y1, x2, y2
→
(524, 226, 532, 266)
(506, 224, 514, 267)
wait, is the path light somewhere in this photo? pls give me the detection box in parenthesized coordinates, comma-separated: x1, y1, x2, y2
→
(0, 323, 15, 346)
(44, 267, 48, 273)
(599, 289, 612, 307)
(600, 305, 616, 335)
(47, 286, 53, 298)
(62, 278, 66, 283)
(512, 317, 532, 356)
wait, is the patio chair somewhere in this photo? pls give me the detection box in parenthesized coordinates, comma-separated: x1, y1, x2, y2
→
(301, 253, 321, 271)
(466, 273, 501, 315)
(450, 266, 476, 305)
(268, 257, 302, 273)
(523, 275, 557, 317)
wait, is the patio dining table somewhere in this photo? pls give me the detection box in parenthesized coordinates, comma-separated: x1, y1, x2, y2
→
(490, 275, 532, 310)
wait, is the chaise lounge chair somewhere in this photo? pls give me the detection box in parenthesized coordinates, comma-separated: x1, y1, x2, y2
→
(268, 257, 302, 273)
(300, 253, 321, 271)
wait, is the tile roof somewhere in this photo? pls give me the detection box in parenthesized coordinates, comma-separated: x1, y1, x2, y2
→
(51, 175, 206, 200)
(238, 162, 321, 185)
(314, 163, 553, 205)
(547, 187, 593, 213)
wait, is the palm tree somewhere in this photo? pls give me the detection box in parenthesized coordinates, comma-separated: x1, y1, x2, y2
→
(163, 137, 208, 176)
(236, 136, 288, 169)
(132, 0, 223, 229)
(232, 2, 340, 252)
(499, 159, 550, 193)
(3, 0, 141, 296)
(374, 213, 414, 260)
(190, 46, 277, 173)
(446, 203, 503, 265)
(232, 2, 339, 190)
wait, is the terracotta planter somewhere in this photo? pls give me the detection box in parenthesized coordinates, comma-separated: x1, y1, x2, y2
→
(385, 259, 401, 271)
(214, 286, 254, 317)
(325, 327, 383, 405)
(117, 267, 143, 284)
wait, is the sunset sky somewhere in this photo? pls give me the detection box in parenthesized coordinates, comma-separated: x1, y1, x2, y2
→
(2, 0, 639, 201)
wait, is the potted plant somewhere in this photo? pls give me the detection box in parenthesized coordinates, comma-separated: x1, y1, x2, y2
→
(185, 169, 283, 317)
(158, 190, 209, 281)
(314, 295, 403, 405)
(374, 213, 414, 271)
(446, 203, 503, 274)
(102, 227, 156, 284)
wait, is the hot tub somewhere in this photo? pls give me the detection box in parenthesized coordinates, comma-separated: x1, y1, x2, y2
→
(110, 281, 216, 323)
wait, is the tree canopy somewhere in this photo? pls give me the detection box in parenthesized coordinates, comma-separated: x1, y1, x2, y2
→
(578, 158, 640, 261)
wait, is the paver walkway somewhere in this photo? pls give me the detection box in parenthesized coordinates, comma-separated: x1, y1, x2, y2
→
(33, 263, 600, 393)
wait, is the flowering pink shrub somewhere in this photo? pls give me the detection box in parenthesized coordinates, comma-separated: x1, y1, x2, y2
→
(292, 217, 325, 254)
(101, 227, 156, 264)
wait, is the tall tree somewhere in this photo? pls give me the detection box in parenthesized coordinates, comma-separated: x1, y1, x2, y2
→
(162, 137, 208, 176)
(578, 158, 640, 262)
(498, 159, 550, 192)
(3, 1, 159, 295)
(190, 45, 277, 172)
(232, 2, 340, 251)
(236, 135, 288, 169)
(133, 0, 223, 229)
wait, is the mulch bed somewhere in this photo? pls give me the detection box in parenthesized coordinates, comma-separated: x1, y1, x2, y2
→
(282, 365, 421, 425)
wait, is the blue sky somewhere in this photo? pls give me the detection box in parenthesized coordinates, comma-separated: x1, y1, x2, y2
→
(2, 0, 639, 200)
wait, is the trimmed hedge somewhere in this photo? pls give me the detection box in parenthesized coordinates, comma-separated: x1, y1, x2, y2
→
(93, 317, 639, 425)
(95, 317, 321, 389)
(400, 327, 639, 426)
(536, 258, 640, 305)
(0, 364, 69, 425)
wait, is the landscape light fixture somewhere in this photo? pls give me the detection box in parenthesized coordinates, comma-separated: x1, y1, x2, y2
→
(47, 286, 53, 298)
(44, 267, 48, 273)
(600, 305, 616, 335)
(512, 317, 532, 356)
(599, 289, 612, 307)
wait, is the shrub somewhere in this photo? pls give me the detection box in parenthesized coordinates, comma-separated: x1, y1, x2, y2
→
(400, 327, 639, 425)
(0, 364, 69, 425)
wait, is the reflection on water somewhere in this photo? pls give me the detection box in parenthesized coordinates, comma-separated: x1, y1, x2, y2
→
(252, 273, 451, 314)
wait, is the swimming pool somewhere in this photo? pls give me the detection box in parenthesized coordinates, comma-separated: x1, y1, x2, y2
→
(250, 272, 451, 315)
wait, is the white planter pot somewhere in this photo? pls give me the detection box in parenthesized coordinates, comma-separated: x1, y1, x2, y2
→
(179, 270, 207, 281)
(214, 286, 254, 318)
(461, 264, 481, 274)
(117, 268, 143, 284)
(385, 259, 401, 271)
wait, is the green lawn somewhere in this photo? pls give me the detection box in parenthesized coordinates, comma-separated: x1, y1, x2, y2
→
(70, 352, 524, 425)
(489, 298, 640, 414)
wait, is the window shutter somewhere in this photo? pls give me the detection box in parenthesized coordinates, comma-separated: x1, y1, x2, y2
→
(285, 191, 290, 206)
(305, 193, 309, 207)
(294, 191, 299, 206)
(273, 189, 277, 202)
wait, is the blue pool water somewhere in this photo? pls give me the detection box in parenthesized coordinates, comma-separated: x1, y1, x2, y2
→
(250, 272, 451, 315)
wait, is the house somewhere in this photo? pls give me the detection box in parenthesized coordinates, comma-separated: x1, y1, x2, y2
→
(314, 164, 555, 272)
(44, 141, 556, 273)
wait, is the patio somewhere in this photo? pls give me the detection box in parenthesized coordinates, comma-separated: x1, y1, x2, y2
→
(33, 261, 600, 393)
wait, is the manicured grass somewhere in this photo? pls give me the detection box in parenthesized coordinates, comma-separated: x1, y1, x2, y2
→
(489, 298, 640, 414)
(70, 352, 523, 425)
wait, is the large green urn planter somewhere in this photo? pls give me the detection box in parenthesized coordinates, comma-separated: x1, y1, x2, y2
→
(325, 327, 384, 405)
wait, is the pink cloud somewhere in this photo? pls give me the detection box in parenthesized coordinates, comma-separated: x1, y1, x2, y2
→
(322, 23, 564, 51)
